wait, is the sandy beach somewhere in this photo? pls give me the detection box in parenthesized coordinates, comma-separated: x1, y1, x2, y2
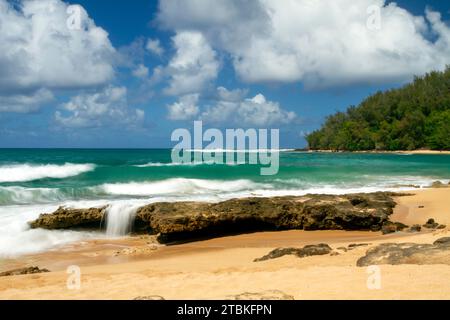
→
(307, 150, 450, 155)
(0, 188, 449, 300)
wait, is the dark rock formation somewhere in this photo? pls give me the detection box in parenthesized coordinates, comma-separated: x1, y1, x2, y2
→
(430, 181, 449, 188)
(29, 206, 107, 230)
(381, 221, 408, 234)
(423, 218, 439, 229)
(30, 193, 397, 244)
(0, 266, 50, 277)
(254, 244, 332, 262)
(227, 290, 295, 300)
(348, 243, 370, 250)
(408, 224, 422, 233)
(434, 237, 450, 246)
(357, 237, 450, 267)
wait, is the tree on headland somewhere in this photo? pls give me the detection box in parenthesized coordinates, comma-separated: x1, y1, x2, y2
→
(306, 67, 450, 151)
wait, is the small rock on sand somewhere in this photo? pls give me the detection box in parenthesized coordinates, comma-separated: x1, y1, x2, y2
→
(430, 181, 449, 188)
(433, 237, 450, 246)
(423, 218, 439, 229)
(381, 221, 408, 235)
(133, 296, 165, 300)
(227, 290, 295, 300)
(357, 237, 450, 267)
(0, 266, 50, 277)
(408, 225, 422, 233)
(254, 244, 332, 262)
(348, 243, 370, 249)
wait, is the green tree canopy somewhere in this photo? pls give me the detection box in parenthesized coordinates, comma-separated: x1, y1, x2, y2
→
(307, 67, 450, 151)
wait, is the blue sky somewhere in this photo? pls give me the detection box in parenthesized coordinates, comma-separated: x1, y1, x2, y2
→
(0, 0, 449, 148)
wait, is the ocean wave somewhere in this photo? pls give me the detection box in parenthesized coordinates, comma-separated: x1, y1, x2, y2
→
(135, 161, 213, 167)
(134, 161, 247, 167)
(1, 175, 443, 206)
(98, 178, 267, 196)
(0, 204, 101, 258)
(0, 187, 64, 205)
(0, 163, 95, 183)
(186, 148, 295, 153)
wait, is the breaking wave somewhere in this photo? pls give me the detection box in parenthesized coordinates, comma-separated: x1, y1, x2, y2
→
(0, 163, 95, 183)
(98, 178, 267, 196)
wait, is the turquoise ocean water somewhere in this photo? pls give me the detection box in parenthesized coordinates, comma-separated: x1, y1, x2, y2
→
(0, 149, 449, 257)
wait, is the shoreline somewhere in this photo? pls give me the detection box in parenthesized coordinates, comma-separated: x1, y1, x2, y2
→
(297, 149, 450, 155)
(1, 188, 449, 299)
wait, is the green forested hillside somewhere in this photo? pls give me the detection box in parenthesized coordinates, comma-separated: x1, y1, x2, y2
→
(306, 67, 450, 151)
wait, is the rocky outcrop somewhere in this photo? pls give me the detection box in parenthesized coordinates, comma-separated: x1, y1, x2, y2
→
(429, 181, 450, 188)
(0, 266, 50, 277)
(254, 244, 332, 262)
(381, 221, 409, 234)
(356, 237, 450, 267)
(30, 192, 397, 244)
(422, 218, 446, 230)
(348, 243, 370, 249)
(29, 206, 106, 230)
(434, 237, 450, 246)
(407, 224, 422, 233)
(227, 290, 295, 300)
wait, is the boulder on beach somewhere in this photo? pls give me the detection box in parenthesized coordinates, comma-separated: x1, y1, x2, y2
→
(381, 221, 408, 235)
(133, 295, 165, 300)
(254, 244, 332, 262)
(429, 181, 450, 188)
(227, 290, 295, 300)
(408, 224, 422, 233)
(357, 237, 450, 267)
(0, 266, 50, 277)
(421, 218, 446, 230)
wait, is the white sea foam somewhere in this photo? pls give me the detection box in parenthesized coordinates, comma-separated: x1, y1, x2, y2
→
(99, 178, 266, 197)
(134, 161, 248, 167)
(0, 163, 95, 182)
(0, 204, 100, 258)
(135, 161, 213, 167)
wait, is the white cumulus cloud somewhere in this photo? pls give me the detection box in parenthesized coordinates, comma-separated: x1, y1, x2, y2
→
(132, 64, 149, 79)
(0, 89, 54, 113)
(146, 38, 164, 56)
(157, 0, 450, 88)
(55, 86, 144, 128)
(201, 88, 296, 126)
(0, 0, 116, 112)
(167, 93, 200, 120)
(163, 31, 220, 96)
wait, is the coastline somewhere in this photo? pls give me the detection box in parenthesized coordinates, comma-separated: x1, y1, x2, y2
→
(299, 149, 450, 155)
(1, 188, 449, 300)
